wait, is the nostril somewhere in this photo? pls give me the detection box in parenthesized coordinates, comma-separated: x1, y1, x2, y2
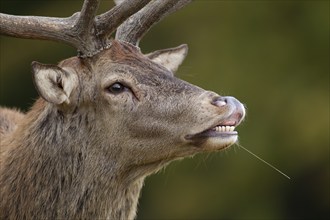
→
(211, 96, 227, 107)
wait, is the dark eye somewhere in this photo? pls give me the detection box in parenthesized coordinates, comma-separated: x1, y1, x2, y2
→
(107, 82, 127, 94)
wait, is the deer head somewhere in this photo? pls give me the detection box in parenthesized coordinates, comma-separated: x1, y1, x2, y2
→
(0, 1, 245, 219)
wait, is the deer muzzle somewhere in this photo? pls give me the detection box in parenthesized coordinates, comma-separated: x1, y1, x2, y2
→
(185, 96, 245, 150)
(212, 96, 245, 126)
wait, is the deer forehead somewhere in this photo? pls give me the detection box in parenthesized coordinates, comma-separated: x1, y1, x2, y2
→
(92, 51, 176, 87)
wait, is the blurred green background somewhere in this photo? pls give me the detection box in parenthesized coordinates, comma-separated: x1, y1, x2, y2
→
(0, 0, 329, 219)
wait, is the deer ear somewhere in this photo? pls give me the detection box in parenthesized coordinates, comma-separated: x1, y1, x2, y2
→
(31, 61, 78, 105)
(146, 44, 188, 73)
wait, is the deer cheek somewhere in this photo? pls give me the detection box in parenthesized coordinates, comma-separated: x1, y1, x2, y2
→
(103, 94, 134, 111)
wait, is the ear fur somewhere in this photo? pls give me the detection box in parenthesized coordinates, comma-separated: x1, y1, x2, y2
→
(146, 44, 188, 73)
(31, 61, 78, 105)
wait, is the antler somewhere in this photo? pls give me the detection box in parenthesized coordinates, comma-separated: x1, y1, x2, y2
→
(0, 0, 191, 56)
(115, 0, 192, 46)
(0, 0, 103, 55)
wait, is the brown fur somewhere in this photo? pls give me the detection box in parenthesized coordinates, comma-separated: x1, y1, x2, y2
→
(0, 41, 245, 219)
(0, 108, 24, 136)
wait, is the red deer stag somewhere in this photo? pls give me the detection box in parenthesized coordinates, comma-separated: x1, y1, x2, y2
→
(0, 0, 245, 219)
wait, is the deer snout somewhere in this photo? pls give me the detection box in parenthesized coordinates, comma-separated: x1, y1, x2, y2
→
(211, 96, 246, 126)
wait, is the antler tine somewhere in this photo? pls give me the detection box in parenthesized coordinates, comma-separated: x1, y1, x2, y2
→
(115, 0, 192, 46)
(95, 0, 150, 43)
(76, 0, 100, 34)
(74, 0, 101, 54)
(0, 0, 100, 56)
(0, 13, 80, 48)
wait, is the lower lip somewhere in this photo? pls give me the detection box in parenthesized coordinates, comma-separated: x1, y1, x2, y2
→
(207, 130, 238, 137)
(185, 130, 238, 140)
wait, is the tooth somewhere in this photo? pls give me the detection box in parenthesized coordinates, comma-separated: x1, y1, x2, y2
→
(230, 126, 234, 132)
(221, 126, 224, 132)
(216, 126, 219, 132)
(225, 126, 230, 132)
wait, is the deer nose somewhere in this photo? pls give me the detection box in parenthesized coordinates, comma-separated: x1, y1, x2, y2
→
(211, 96, 246, 125)
(211, 96, 227, 107)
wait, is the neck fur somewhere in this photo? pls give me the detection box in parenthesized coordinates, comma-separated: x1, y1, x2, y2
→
(0, 101, 145, 220)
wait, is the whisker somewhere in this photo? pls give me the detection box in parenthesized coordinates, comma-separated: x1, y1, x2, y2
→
(236, 144, 291, 180)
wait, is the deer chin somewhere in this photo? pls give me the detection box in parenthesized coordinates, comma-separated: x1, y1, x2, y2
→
(185, 124, 238, 151)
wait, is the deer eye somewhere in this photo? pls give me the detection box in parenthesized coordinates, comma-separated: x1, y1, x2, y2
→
(107, 82, 128, 94)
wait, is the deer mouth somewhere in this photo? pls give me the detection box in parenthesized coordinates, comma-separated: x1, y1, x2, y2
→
(184, 120, 239, 149)
(204, 125, 237, 137)
(186, 123, 238, 140)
